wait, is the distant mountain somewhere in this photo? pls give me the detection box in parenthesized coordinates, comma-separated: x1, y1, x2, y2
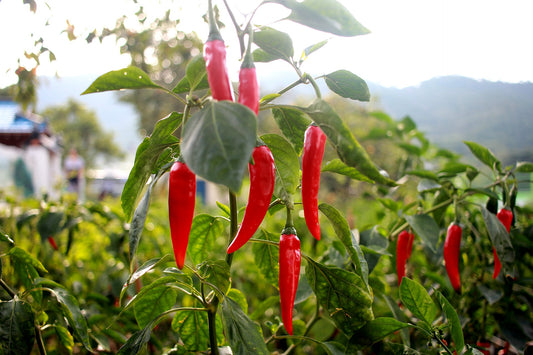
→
(366, 77, 533, 165)
(35, 75, 533, 167)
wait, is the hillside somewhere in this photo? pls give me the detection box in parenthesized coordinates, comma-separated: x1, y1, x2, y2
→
(367, 77, 533, 164)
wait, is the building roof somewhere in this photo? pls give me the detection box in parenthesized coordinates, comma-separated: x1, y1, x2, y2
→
(0, 99, 48, 147)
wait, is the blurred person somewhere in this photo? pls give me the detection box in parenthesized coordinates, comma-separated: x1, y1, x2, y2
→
(64, 147, 85, 200)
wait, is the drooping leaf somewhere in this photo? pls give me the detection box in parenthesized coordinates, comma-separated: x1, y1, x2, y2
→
(8, 246, 47, 274)
(252, 48, 281, 63)
(350, 317, 410, 349)
(121, 112, 182, 220)
(399, 278, 438, 326)
(404, 214, 439, 253)
(82, 66, 164, 94)
(117, 317, 159, 355)
(300, 40, 328, 63)
(220, 298, 269, 355)
(252, 229, 280, 289)
(34, 278, 92, 351)
(322, 159, 374, 183)
(481, 207, 515, 278)
(437, 292, 464, 353)
(188, 214, 225, 266)
(272, 0, 370, 37)
(319, 203, 368, 286)
(260, 134, 300, 207)
(306, 259, 373, 335)
(253, 27, 294, 62)
(272, 107, 311, 154)
(324, 70, 370, 101)
(464, 141, 501, 172)
(55, 325, 75, 353)
(198, 260, 231, 300)
(303, 99, 396, 186)
(36, 211, 64, 240)
(182, 101, 256, 193)
(128, 181, 153, 264)
(0, 299, 35, 355)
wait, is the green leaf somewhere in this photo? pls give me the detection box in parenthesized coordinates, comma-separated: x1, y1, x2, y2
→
(54, 325, 75, 353)
(272, 107, 311, 154)
(198, 260, 231, 300)
(404, 214, 439, 253)
(437, 292, 464, 353)
(322, 159, 374, 183)
(464, 141, 501, 172)
(272, 0, 370, 37)
(182, 101, 257, 193)
(34, 278, 92, 351)
(0, 231, 15, 245)
(134, 285, 178, 328)
(123, 276, 191, 314)
(303, 99, 396, 186)
(128, 181, 153, 263)
(0, 299, 35, 355)
(121, 255, 174, 304)
(306, 259, 373, 334)
(406, 170, 439, 181)
(252, 229, 280, 289)
(36, 211, 64, 239)
(399, 278, 438, 325)
(260, 134, 300, 207)
(319, 203, 369, 286)
(324, 70, 370, 101)
(171, 309, 211, 351)
(300, 40, 329, 63)
(173, 55, 210, 94)
(481, 207, 515, 278)
(227, 289, 249, 314)
(252, 48, 281, 63)
(82, 66, 164, 94)
(253, 27, 294, 62)
(515, 161, 533, 173)
(382, 294, 411, 346)
(121, 112, 182, 220)
(188, 214, 225, 266)
(220, 298, 270, 355)
(117, 317, 159, 355)
(320, 341, 346, 355)
(8, 246, 47, 274)
(350, 317, 409, 348)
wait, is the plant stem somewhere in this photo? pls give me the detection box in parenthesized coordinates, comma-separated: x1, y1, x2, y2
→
(225, 191, 238, 267)
(207, 307, 220, 355)
(0, 278, 16, 298)
(35, 325, 47, 355)
(303, 73, 321, 99)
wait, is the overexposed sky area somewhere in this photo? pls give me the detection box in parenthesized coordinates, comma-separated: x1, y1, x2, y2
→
(1, 0, 533, 88)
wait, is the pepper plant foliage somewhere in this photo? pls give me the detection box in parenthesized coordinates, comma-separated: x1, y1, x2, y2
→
(0, 0, 527, 354)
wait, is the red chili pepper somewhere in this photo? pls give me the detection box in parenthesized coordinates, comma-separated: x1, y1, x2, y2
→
(301, 124, 326, 241)
(47, 236, 58, 251)
(227, 144, 275, 253)
(168, 161, 196, 269)
(204, 0, 233, 102)
(238, 49, 259, 115)
(279, 229, 301, 335)
(396, 230, 415, 285)
(493, 207, 513, 279)
(444, 223, 462, 293)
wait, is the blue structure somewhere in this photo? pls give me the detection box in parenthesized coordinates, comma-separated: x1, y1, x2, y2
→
(0, 98, 48, 147)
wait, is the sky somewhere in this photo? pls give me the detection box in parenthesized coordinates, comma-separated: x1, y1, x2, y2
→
(1, 0, 533, 89)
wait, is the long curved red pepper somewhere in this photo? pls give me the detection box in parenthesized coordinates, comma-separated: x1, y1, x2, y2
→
(204, 0, 233, 102)
(227, 144, 275, 254)
(396, 230, 415, 285)
(493, 207, 513, 279)
(47, 236, 58, 251)
(301, 124, 326, 240)
(168, 161, 196, 269)
(279, 229, 301, 335)
(444, 223, 462, 293)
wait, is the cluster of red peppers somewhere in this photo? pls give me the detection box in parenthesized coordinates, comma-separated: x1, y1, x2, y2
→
(397, 205, 514, 294)
(166, 1, 329, 335)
